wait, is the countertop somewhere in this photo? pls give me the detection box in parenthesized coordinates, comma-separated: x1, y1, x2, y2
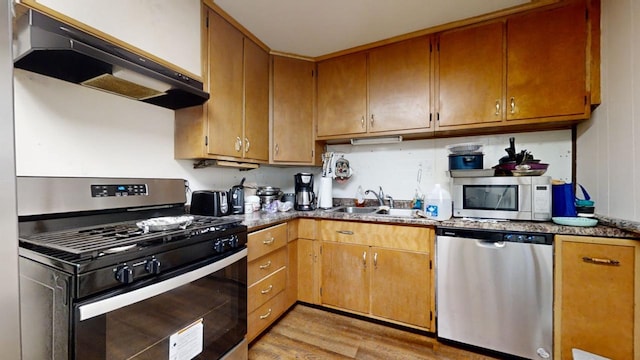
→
(235, 208, 640, 239)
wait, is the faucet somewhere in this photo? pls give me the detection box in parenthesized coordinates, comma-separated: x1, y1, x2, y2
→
(364, 186, 386, 207)
(385, 194, 394, 208)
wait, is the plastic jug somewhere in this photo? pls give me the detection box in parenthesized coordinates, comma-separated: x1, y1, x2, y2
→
(425, 184, 452, 221)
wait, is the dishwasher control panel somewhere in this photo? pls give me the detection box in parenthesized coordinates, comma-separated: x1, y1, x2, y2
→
(436, 227, 553, 245)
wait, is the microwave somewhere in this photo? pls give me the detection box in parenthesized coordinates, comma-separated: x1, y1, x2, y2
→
(452, 176, 552, 221)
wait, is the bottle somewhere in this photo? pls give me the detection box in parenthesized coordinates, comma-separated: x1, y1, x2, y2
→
(354, 185, 365, 207)
(424, 184, 452, 221)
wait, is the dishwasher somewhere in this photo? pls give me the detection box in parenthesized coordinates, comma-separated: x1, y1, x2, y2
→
(436, 227, 553, 359)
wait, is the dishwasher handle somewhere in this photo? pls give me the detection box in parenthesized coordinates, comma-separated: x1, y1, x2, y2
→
(475, 240, 506, 248)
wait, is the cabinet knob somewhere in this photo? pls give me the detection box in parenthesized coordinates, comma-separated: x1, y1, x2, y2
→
(261, 285, 273, 294)
(510, 97, 516, 114)
(363, 251, 367, 268)
(263, 237, 275, 245)
(495, 100, 501, 116)
(274, 143, 279, 155)
(361, 116, 365, 128)
(259, 260, 272, 270)
(373, 252, 378, 268)
(235, 137, 242, 152)
(259, 308, 272, 319)
(370, 114, 375, 127)
(245, 137, 250, 153)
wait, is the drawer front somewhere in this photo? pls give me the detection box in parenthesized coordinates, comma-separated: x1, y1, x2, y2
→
(319, 220, 367, 245)
(247, 291, 287, 342)
(319, 220, 431, 251)
(248, 223, 288, 261)
(248, 266, 287, 313)
(248, 246, 287, 286)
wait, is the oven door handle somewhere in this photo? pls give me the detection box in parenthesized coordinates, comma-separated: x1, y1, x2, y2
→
(77, 248, 247, 321)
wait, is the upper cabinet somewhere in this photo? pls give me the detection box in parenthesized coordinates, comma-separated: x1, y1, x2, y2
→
(436, 1, 595, 132)
(271, 56, 319, 165)
(175, 7, 269, 163)
(506, 1, 588, 122)
(437, 22, 504, 128)
(317, 36, 432, 139)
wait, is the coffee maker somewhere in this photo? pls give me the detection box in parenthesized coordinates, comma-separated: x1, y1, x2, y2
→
(294, 173, 315, 211)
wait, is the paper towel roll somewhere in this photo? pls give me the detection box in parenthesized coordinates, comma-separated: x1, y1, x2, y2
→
(318, 177, 333, 209)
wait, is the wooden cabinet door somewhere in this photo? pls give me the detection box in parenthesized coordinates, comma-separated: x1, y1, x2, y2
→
(297, 238, 320, 304)
(243, 38, 269, 162)
(370, 247, 431, 328)
(555, 236, 637, 360)
(437, 22, 504, 128)
(368, 36, 431, 133)
(321, 242, 369, 314)
(506, 2, 587, 121)
(272, 56, 315, 163)
(317, 53, 367, 137)
(206, 10, 243, 157)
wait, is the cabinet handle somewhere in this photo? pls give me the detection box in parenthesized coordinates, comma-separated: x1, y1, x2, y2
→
(362, 251, 367, 268)
(259, 308, 272, 319)
(495, 100, 500, 116)
(263, 237, 275, 245)
(235, 137, 242, 152)
(336, 230, 354, 235)
(259, 261, 272, 270)
(274, 143, 279, 155)
(582, 256, 620, 266)
(361, 116, 365, 128)
(374, 252, 378, 268)
(370, 114, 375, 127)
(245, 137, 250, 153)
(510, 97, 516, 114)
(261, 285, 273, 294)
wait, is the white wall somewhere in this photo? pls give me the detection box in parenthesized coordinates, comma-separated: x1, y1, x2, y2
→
(327, 130, 572, 201)
(576, 0, 639, 221)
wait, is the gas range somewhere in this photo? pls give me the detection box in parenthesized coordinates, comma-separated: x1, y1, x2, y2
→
(17, 177, 249, 360)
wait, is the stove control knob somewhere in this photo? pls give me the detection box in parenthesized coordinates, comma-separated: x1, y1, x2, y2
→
(213, 240, 224, 253)
(229, 235, 238, 248)
(145, 259, 161, 274)
(115, 265, 134, 284)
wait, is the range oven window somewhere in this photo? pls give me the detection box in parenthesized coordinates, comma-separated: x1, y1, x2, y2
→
(74, 254, 247, 360)
(463, 184, 518, 211)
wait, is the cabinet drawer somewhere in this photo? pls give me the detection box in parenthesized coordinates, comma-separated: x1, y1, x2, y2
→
(319, 220, 431, 251)
(248, 266, 286, 313)
(247, 290, 287, 342)
(248, 223, 287, 261)
(248, 246, 287, 286)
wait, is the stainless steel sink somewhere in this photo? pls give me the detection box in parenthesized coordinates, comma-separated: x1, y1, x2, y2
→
(329, 206, 378, 214)
(375, 208, 418, 217)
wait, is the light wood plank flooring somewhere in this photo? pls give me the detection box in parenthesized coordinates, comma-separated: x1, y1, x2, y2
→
(249, 305, 498, 359)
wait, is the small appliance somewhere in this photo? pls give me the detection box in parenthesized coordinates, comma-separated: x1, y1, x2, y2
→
(452, 176, 552, 221)
(230, 178, 245, 214)
(294, 173, 315, 211)
(190, 190, 230, 216)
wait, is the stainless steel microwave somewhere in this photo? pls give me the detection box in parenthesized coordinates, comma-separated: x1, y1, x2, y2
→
(452, 176, 552, 221)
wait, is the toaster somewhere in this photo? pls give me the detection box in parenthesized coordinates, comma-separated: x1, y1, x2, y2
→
(190, 190, 230, 217)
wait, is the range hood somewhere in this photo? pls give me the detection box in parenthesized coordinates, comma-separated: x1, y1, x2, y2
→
(13, 9, 209, 110)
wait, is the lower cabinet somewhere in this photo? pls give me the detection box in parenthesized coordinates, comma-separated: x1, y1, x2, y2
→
(247, 223, 289, 342)
(319, 220, 435, 331)
(554, 235, 639, 360)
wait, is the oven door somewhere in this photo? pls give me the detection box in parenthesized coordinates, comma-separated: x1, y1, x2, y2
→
(73, 249, 247, 360)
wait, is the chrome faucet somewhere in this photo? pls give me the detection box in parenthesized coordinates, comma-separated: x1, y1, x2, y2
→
(385, 195, 394, 208)
(364, 186, 386, 207)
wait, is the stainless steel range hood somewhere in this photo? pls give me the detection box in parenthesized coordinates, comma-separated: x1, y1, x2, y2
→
(13, 9, 209, 110)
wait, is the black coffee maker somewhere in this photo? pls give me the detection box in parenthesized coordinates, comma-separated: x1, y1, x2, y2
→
(294, 173, 315, 211)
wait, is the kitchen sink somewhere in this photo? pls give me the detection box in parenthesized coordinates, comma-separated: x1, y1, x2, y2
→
(329, 206, 378, 214)
(375, 208, 418, 217)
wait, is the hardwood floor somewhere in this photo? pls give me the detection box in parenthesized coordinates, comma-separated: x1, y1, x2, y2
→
(249, 304, 498, 359)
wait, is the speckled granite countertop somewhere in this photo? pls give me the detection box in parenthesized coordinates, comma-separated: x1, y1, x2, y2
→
(235, 208, 640, 239)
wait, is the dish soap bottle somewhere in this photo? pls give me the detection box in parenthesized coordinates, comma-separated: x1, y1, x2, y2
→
(412, 189, 424, 210)
(355, 186, 365, 207)
(425, 184, 452, 220)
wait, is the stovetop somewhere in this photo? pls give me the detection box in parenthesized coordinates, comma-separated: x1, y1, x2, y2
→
(19, 215, 244, 262)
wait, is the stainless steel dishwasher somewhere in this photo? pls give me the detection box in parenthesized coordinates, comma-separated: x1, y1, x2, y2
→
(436, 227, 553, 359)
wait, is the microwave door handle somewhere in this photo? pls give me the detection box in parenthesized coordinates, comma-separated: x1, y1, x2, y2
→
(77, 248, 247, 321)
(494, 187, 510, 210)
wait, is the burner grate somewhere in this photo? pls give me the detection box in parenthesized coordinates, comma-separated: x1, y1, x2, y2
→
(19, 215, 240, 259)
